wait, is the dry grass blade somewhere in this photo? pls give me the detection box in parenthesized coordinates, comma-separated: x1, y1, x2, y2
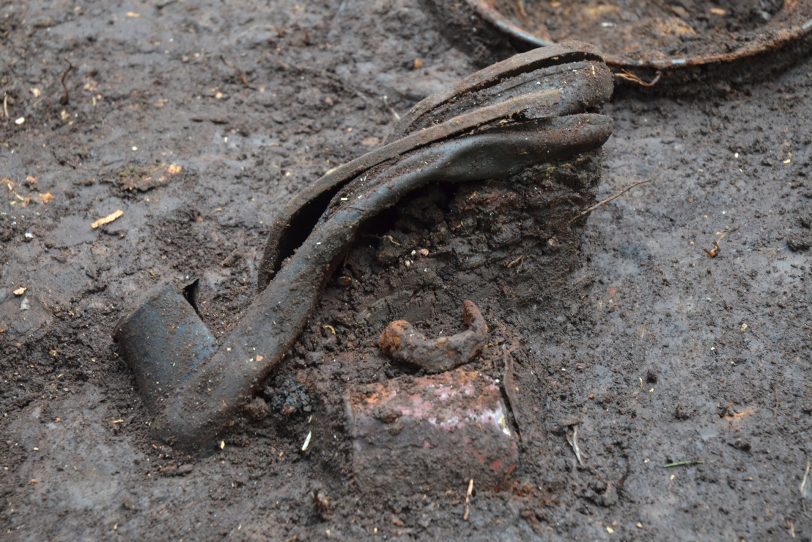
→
(566, 425, 584, 466)
(91, 209, 124, 229)
(463, 478, 474, 521)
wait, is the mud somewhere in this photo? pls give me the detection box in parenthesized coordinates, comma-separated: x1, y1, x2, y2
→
(1, 0, 810, 540)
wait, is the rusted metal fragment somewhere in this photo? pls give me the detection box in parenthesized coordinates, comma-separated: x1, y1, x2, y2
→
(380, 300, 488, 373)
(346, 370, 518, 493)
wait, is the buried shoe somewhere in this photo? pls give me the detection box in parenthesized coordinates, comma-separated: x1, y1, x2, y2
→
(112, 43, 614, 453)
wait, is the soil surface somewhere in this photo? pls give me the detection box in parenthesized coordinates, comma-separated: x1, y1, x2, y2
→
(1, 0, 810, 540)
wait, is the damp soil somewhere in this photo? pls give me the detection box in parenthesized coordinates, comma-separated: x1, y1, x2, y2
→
(1, 0, 810, 540)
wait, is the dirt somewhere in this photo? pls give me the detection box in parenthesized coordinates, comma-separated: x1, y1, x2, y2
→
(1, 0, 810, 540)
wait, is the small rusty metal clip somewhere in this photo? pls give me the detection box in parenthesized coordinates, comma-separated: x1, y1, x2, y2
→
(113, 44, 614, 452)
(379, 300, 488, 373)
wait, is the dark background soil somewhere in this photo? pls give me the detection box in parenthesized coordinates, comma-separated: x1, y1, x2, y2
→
(1, 0, 810, 540)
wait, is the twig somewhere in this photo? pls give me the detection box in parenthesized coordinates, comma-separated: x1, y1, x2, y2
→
(568, 179, 652, 224)
(220, 55, 253, 89)
(2, 93, 7, 118)
(800, 459, 810, 497)
(383, 234, 401, 246)
(301, 430, 312, 452)
(60, 59, 74, 105)
(383, 95, 401, 122)
(271, 59, 375, 104)
(664, 459, 704, 468)
(566, 425, 584, 466)
(463, 478, 474, 521)
(703, 240, 720, 258)
(91, 209, 124, 229)
(506, 254, 524, 269)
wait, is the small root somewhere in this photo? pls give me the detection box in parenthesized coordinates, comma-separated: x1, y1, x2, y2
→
(615, 69, 662, 88)
(60, 59, 74, 106)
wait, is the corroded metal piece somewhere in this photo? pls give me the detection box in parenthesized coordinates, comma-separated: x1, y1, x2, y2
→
(380, 300, 488, 373)
(346, 369, 518, 492)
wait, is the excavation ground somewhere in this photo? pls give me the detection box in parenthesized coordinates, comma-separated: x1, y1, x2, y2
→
(1, 0, 810, 540)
